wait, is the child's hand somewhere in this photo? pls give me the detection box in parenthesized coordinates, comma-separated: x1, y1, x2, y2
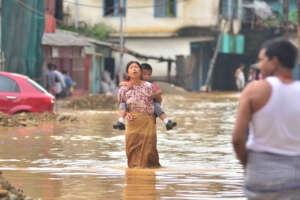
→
(147, 91, 162, 103)
(147, 93, 156, 100)
(119, 81, 133, 89)
(127, 81, 133, 89)
(119, 81, 128, 87)
(147, 90, 161, 99)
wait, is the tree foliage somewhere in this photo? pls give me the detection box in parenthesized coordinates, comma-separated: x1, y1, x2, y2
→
(58, 23, 112, 41)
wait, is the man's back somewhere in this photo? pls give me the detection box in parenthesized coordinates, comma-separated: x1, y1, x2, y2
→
(247, 76, 300, 155)
(45, 70, 56, 89)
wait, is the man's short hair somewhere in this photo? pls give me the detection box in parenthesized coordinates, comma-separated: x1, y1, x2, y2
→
(47, 63, 53, 70)
(262, 38, 297, 69)
(141, 63, 152, 72)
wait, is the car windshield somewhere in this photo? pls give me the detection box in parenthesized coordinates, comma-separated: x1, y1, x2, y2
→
(26, 78, 49, 94)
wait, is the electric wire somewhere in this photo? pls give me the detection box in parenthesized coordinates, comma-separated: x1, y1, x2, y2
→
(11, 0, 294, 30)
(64, 0, 186, 9)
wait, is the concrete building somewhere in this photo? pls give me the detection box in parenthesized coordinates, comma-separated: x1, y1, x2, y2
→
(63, 0, 219, 83)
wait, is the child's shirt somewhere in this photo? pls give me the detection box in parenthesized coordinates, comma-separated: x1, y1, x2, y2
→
(152, 83, 160, 91)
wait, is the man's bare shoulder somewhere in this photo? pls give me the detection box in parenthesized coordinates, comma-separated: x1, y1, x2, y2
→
(245, 80, 270, 91)
(241, 80, 271, 111)
(242, 80, 270, 98)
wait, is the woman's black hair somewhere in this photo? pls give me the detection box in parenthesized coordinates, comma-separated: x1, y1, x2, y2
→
(126, 61, 142, 73)
(125, 61, 143, 80)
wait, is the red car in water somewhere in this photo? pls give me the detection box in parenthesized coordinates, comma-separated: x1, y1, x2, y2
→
(0, 72, 55, 115)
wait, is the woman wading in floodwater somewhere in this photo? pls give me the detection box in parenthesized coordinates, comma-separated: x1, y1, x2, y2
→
(118, 61, 161, 168)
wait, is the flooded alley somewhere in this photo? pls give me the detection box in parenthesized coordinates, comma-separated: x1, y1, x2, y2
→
(0, 92, 245, 200)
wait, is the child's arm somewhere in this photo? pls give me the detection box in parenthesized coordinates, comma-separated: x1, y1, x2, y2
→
(149, 89, 163, 104)
(155, 95, 162, 104)
(154, 89, 162, 96)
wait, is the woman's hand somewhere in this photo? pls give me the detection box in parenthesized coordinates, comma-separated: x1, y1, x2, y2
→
(126, 113, 134, 121)
(119, 81, 128, 87)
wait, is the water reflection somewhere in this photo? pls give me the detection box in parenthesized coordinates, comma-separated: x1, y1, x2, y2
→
(0, 92, 245, 199)
(2, 170, 62, 200)
(124, 169, 158, 200)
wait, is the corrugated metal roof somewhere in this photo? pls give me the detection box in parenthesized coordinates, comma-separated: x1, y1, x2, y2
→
(42, 29, 92, 46)
(82, 37, 115, 47)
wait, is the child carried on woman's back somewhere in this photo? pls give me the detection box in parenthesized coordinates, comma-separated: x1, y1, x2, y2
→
(113, 63, 177, 131)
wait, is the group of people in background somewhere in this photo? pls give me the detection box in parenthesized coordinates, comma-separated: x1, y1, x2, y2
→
(44, 63, 73, 98)
(234, 63, 263, 91)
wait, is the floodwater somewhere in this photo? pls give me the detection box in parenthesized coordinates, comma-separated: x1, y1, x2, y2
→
(0, 92, 245, 200)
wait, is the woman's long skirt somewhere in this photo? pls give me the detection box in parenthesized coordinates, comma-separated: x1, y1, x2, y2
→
(125, 112, 161, 168)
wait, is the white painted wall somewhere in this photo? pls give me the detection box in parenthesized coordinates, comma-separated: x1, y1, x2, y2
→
(113, 36, 214, 79)
(64, 0, 220, 35)
(63, 0, 219, 79)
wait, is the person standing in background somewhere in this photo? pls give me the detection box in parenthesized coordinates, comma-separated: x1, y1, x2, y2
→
(44, 63, 57, 96)
(234, 64, 246, 91)
(247, 68, 256, 84)
(62, 69, 73, 97)
(53, 64, 66, 98)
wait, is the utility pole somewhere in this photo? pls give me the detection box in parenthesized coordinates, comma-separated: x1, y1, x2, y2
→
(204, 0, 234, 92)
(297, 0, 300, 78)
(283, 0, 290, 34)
(0, 0, 3, 71)
(119, 0, 124, 81)
(204, 34, 222, 91)
(74, 0, 79, 28)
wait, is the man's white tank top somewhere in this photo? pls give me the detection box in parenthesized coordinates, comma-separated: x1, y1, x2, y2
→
(247, 76, 300, 155)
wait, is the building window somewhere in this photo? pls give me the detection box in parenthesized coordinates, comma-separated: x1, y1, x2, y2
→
(154, 0, 176, 17)
(103, 0, 126, 17)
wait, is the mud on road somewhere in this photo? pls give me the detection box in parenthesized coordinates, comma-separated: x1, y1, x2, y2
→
(0, 94, 118, 128)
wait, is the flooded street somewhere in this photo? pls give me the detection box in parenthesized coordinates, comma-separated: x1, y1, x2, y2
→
(0, 92, 245, 200)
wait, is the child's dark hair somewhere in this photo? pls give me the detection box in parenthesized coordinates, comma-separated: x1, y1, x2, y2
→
(262, 38, 297, 69)
(126, 61, 142, 73)
(141, 63, 152, 72)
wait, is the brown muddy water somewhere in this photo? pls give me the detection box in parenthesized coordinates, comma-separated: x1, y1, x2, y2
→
(0, 92, 245, 200)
